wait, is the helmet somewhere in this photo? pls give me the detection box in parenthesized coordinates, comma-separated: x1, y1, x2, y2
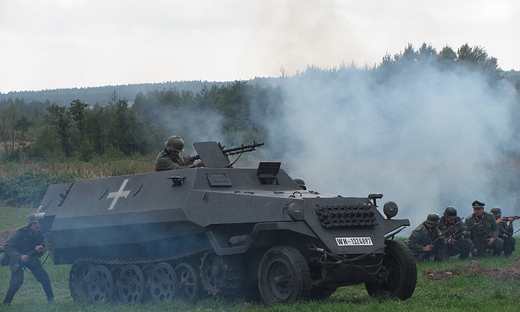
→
(490, 207, 502, 217)
(443, 206, 457, 218)
(26, 213, 39, 226)
(425, 213, 440, 225)
(293, 179, 306, 190)
(165, 136, 184, 152)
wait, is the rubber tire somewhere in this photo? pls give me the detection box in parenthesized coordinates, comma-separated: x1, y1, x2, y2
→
(365, 240, 417, 300)
(258, 245, 311, 305)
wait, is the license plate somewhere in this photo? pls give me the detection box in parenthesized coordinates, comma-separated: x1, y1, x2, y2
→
(335, 237, 373, 246)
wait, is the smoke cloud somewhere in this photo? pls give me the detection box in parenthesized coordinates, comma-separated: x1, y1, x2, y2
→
(263, 64, 518, 235)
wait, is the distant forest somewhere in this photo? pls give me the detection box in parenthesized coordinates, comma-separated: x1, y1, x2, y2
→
(1, 43, 519, 163)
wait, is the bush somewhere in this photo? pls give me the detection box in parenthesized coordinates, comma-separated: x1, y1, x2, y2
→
(0, 172, 76, 207)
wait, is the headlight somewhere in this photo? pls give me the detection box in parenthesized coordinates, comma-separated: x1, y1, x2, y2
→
(383, 201, 398, 219)
(287, 203, 303, 221)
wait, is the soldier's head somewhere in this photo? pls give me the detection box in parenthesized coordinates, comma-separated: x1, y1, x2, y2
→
(165, 135, 184, 155)
(425, 213, 440, 228)
(26, 213, 40, 232)
(490, 207, 502, 220)
(443, 206, 457, 223)
(472, 200, 485, 217)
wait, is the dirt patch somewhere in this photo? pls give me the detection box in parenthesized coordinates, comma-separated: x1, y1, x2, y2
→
(423, 257, 520, 281)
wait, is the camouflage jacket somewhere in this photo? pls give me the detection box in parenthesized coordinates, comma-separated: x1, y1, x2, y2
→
(154, 149, 196, 171)
(405, 222, 441, 255)
(464, 212, 499, 240)
(3, 226, 45, 267)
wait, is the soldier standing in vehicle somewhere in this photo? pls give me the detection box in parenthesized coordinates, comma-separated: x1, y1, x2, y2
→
(438, 206, 473, 260)
(490, 207, 516, 257)
(2, 214, 54, 306)
(405, 213, 446, 262)
(155, 135, 204, 171)
(464, 200, 503, 257)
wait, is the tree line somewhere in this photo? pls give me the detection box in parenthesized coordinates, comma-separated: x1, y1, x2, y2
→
(0, 43, 518, 163)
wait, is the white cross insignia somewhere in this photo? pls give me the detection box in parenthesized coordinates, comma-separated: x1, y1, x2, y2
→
(107, 179, 131, 210)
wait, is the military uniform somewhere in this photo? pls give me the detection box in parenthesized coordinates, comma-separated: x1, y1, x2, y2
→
(494, 218, 515, 257)
(405, 221, 445, 262)
(438, 216, 473, 260)
(3, 222, 54, 305)
(464, 211, 503, 257)
(154, 148, 196, 171)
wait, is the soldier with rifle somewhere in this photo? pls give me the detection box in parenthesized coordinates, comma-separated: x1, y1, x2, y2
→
(490, 207, 517, 257)
(155, 135, 205, 171)
(405, 213, 446, 262)
(438, 206, 473, 260)
(464, 200, 503, 257)
(2, 214, 54, 306)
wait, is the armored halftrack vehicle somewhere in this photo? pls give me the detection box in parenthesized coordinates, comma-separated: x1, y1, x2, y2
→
(35, 142, 416, 305)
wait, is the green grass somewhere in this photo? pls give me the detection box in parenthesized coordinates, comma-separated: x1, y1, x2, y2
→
(1, 206, 520, 311)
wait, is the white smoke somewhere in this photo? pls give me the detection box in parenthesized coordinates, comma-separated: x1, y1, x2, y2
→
(265, 64, 518, 235)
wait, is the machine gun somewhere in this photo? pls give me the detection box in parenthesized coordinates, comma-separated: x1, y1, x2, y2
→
(10, 249, 38, 274)
(186, 141, 265, 169)
(187, 141, 264, 163)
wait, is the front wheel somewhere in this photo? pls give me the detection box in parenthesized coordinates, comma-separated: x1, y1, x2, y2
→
(258, 245, 311, 305)
(365, 240, 417, 300)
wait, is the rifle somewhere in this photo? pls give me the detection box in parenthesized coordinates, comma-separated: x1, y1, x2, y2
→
(446, 222, 479, 241)
(430, 217, 464, 244)
(10, 249, 38, 274)
(187, 141, 264, 163)
(500, 216, 520, 221)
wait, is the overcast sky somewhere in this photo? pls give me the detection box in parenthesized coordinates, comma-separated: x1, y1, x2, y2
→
(1, 0, 519, 93)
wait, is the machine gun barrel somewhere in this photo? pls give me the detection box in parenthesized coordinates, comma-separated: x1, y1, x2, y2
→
(188, 141, 264, 162)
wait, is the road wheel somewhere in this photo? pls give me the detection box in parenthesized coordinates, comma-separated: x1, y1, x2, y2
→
(175, 262, 202, 303)
(258, 245, 311, 305)
(149, 262, 178, 302)
(69, 262, 94, 302)
(200, 252, 245, 299)
(365, 240, 417, 300)
(118, 264, 146, 304)
(87, 265, 114, 303)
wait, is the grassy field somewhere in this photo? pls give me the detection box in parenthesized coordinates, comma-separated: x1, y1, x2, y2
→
(1, 206, 520, 312)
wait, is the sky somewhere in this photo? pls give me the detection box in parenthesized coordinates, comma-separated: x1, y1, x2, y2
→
(1, 0, 519, 93)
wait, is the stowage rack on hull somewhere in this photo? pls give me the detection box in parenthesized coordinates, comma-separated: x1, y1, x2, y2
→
(36, 141, 417, 305)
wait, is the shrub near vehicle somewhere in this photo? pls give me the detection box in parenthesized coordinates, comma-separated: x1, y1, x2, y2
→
(35, 141, 417, 305)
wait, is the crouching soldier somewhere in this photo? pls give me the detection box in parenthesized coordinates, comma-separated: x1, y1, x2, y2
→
(406, 213, 446, 262)
(490, 207, 516, 257)
(438, 206, 473, 260)
(465, 200, 503, 257)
